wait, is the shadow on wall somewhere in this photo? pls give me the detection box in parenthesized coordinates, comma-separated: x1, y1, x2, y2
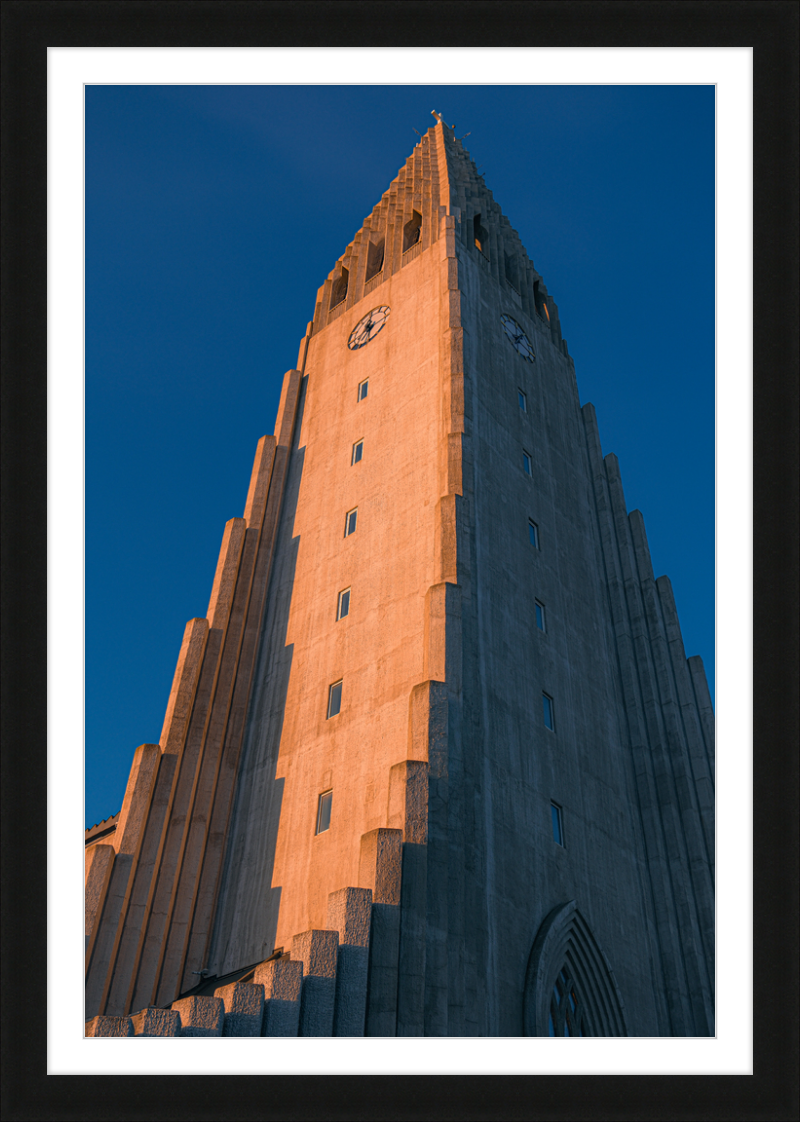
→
(206, 427, 308, 980)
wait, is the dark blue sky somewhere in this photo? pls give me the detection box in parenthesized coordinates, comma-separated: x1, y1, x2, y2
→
(85, 85, 714, 828)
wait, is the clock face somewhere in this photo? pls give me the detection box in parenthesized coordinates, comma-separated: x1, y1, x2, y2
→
(347, 306, 391, 350)
(500, 314, 535, 362)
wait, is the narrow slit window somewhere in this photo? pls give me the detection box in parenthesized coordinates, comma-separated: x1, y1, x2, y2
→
(528, 520, 539, 548)
(542, 693, 555, 731)
(523, 451, 532, 476)
(535, 600, 546, 631)
(316, 790, 333, 834)
(327, 680, 343, 719)
(551, 803, 564, 846)
(351, 440, 363, 465)
(337, 588, 351, 620)
(357, 379, 368, 402)
(345, 508, 358, 537)
(518, 390, 527, 412)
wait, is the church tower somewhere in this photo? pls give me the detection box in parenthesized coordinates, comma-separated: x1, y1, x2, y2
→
(85, 119, 714, 1038)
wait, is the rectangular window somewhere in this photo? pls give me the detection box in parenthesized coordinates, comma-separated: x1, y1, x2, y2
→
(337, 588, 351, 620)
(518, 390, 527, 412)
(351, 440, 363, 465)
(345, 508, 358, 537)
(327, 680, 343, 718)
(542, 692, 554, 731)
(357, 379, 368, 401)
(528, 520, 539, 548)
(523, 451, 532, 476)
(535, 600, 546, 631)
(316, 790, 333, 834)
(551, 802, 564, 846)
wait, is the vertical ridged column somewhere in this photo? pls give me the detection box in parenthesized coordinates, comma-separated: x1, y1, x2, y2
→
(581, 403, 678, 1035)
(390, 759, 428, 1037)
(630, 515, 715, 1000)
(176, 366, 304, 998)
(656, 574, 716, 871)
(604, 450, 712, 1035)
(85, 742, 161, 1016)
(120, 519, 247, 1014)
(257, 957, 302, 1036)
(440, 194, 468, 1034)
(327, 887, 372, 1036)
(93, 617, 208, 1017)
(146, 514, 270, 1005)
(85, 844, 114, 959)
(293, 930, 339, 1036)
(688, 655, 716, 783)
(385, 185, 400, 278)
(360, 828, 402, 1036)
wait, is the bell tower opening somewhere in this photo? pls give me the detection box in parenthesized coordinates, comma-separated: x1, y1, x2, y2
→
(366, 235, 385, 281)
(330, 266, 349, 309)
(504, 251, 519, 292)
(473, 212, 489, 256)
(402, 210, 421, 252)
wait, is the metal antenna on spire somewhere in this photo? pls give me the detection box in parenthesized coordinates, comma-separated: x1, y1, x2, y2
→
(458, 132, 471, 142)
(432, 110, 457, 137)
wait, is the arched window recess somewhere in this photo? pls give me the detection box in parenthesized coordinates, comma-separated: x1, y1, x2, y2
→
(523, 901, 627, 1037)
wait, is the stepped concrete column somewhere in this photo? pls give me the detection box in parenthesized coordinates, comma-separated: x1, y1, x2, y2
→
(215, 982, 265, 1037)
(255, 957, 302, 1037)
(130, 1008, 181, 1036)
(171, 995, 224, 1037)
(292, 929, 339, 1036)
(359, 828, 402, 1036)
(327, 887, 372, 1036)
(85, 1015, 132, 1037)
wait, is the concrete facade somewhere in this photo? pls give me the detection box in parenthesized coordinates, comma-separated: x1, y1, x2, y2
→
(86, 121, 714, 1036)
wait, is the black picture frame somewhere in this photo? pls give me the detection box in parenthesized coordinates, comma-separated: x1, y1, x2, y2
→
(2, 2, 797, 1119)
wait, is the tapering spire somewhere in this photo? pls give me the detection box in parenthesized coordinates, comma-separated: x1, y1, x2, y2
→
(311, 119, 567, 353)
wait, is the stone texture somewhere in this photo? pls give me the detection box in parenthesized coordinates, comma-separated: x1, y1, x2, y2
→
(365, 901, 401, 1036)
(171, 995, 224, 1037)
(84, 843, 114, 956)
(215, 982, 265, 1037)
(359, 828, 402, 905)
(396, 843, 427, 1036)
(85, 1015, 133, 1037)
(130, 1007, 181, 1036)
(182, 372, 302, 994)
(93, 617, 208, 1019)
(255, 957, 302, 1036)
(292, 930, 338, 1037)
(327, 888, 372, 1036)
(84, 743, 161, 1019)
(327, 887, 372, 948)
